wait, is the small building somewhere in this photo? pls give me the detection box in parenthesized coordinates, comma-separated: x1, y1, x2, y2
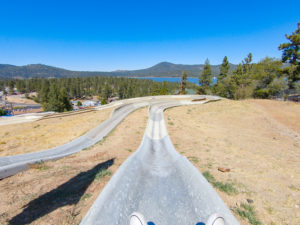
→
(82, 100, 99, 107)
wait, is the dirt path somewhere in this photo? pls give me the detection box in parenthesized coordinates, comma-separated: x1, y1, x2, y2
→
(165, 99, 300, 225)
(0, 107, 148, 225)
(0, 108, 114, 156)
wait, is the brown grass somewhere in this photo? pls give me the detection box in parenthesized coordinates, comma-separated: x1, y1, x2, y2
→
(0, 108, 113, 156)
(5, 95, 38, 105)
(0, 107, 148, 225)
(165, 99, 300, 225)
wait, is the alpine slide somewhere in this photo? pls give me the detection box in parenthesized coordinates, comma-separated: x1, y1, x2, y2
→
(0, 95, 240, 225)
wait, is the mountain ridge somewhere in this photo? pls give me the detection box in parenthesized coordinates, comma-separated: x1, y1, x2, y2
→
(0, 62, 237, 79)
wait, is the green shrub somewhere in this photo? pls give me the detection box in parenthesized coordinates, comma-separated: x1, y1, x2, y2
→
(254, 89, 270, 99)
(0, 109, 7, 116)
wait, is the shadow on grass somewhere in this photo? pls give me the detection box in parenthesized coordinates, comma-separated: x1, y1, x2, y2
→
(9, 158, 114, 225)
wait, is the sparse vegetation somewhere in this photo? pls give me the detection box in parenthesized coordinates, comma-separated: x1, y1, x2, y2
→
(80, 193, 92, 201)
(168, 121, 174, 126)
(187, 156, 199, 163)
(288, 185, 300, 191)
(0, 107, 112, 156)
(203, 171, 238, 195)
(94, 168, 112, 181)
(28, 161, 51, 171)
(233, 203, 262, 225)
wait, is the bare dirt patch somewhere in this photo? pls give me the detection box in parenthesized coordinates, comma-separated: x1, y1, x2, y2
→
(0, 108, 114, 156)
(248, 99, 300, 134)
(5, 95, 38, 105)
(165, 99, 300, 225)
(0, 107, 148, 225)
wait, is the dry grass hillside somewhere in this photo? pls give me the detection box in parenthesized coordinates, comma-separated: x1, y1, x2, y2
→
(165, 99, 300, 225)
(0, 108, 113, 156)
(1, 98, 299, 225)
(0, 107, 148, 225)
(5, 95, 38, 105)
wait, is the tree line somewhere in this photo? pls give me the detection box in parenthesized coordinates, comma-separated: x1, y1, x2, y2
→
(195, 22, 300, 99)
(0, 77, 195, 112)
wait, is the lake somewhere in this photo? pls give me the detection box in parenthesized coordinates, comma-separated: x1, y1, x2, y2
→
(136, 77, 217, 85)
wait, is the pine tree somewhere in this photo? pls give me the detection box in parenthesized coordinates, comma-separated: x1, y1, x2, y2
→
(279, 22, 300, 65)
(160, 81, 168, 95)
(8, 80, 15, 94)
(279, 22, 300, 88)
(180, 71, 188, 94)
(47, 83, 60, 112)
(58, 87, 72, 112)
(39, 80, 49, 103)
(102, 84, 112, 99)
(199, 59, 212, 93)
(229, 62, 253, 100)
(242, 53, 253, 74)
(219, 56, 230, 82)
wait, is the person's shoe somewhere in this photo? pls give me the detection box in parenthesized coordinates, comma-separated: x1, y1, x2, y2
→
(129, 212, 147, 225)
(206, 213, 225, 225)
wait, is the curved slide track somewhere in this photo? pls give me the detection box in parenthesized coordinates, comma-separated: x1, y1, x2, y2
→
(0, 99, 148, 179)
(80, 96, 240, 225)
(0, 95, 239, 225)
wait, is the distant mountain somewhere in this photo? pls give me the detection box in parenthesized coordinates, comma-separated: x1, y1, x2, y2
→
(0, 62, 237, 79)
(124, 62, 237, 77)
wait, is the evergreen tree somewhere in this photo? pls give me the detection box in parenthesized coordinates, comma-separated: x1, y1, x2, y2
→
(160, 81, 168, 95)
(39, 80, 49, 105)
(242, 53, 253, 74)
(180, 71, 188, 94)
(279, 22, 300, 65)
(118, 83, 126, 99)
(46, 83, 60, 111)
(279, 22, 300, 88)
(218, 56, 230, 82)
(8, 80, 15, 94)
(199, 59, 212, 94)
(58, 87, 72, 112)
(102, 84, 112, 99)
(228, 62, 253, 100)
(252, 57, 283, 98)
(214, 56, 230, 97)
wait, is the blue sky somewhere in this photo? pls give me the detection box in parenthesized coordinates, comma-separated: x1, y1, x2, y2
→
(0, 0, 299, 71)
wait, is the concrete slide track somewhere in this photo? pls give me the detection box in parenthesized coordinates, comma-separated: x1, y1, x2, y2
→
(0, 95, 239, 224)
(80, 96, 240, 225)
(0, 100, 148, 179)
(0, 95, 190, 179)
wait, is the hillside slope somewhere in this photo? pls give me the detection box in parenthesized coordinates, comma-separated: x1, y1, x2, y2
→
(165, 99, 300, 225)
(0, 62, 237, 79)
